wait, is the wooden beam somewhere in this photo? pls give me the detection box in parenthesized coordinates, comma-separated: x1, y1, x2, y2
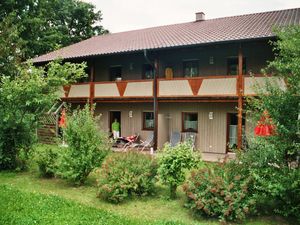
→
(237, 45, 244, 149)
(153, 59, 159, 150)
(90, 64, 95, 110)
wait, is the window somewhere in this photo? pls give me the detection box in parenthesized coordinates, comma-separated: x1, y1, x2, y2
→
(227, 113, 246, 150)
(143, 112, 154, 130)
(183, 60, 199, 77)
(109, 66, 122, 81)
(182, 112, 198, 132)
(143, 64, 154, 79)
(227, 57, 246, 75)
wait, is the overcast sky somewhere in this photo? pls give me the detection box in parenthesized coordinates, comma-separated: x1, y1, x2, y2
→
(83, 0, 300, 33)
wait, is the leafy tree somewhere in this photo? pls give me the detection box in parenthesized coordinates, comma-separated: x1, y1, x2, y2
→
(0, 0, 108, 59)
(57, 104, 110, 185)
(0, 61, 87, 170)
(157, 142, 201, 199)
(239, 25, 300, 221)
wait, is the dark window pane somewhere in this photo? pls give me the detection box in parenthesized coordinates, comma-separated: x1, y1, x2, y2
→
(183, 61, 199, 77)
(143, 112, 154, 130)
(183, 112, 198, 132)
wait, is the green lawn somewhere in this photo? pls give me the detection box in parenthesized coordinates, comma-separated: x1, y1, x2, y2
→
(0, 171, 289, 225)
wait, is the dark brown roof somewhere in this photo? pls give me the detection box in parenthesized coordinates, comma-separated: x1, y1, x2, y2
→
(33, 8, 300, 63)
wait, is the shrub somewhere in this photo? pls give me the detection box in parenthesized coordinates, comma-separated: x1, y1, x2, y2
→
(157, 142, 201, 199)
(29, 144, 61, 178)
(183, 163, 256, 223)
(57, 104, 110, 185)
(96, 152, 157, 203)
(235, 138, 300, 222)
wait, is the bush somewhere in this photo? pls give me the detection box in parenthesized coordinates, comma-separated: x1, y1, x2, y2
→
(183, 163, 256, 223)
(57, 105, 110, 185)
(235, 139, 300, 222)
(29, 144, 61, 178)
(157, 142, 201, 199)
(96, 152, 157, 203)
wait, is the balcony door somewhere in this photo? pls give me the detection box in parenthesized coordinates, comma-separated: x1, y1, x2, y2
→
(109, 66, 122, 81)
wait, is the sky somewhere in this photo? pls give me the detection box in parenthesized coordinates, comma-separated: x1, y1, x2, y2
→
(82, 0, 300, 33)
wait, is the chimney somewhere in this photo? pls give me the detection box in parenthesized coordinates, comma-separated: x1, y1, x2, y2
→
(195, 12, 205, 21)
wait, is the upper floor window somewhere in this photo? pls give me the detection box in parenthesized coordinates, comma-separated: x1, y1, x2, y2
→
(182, 112, 198, 132)
(110, 66, 122, 81)
(143, 112, 154, 130)
(227, 57, 246, 75)
(143, 64, 154, 79)
(183, 60, 199, 77)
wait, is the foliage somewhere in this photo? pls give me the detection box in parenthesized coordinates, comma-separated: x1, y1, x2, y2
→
(247, 25, 300, 165)
(0, 61, 86, 170)
(0, 14, 25, 78)
(57, 105, 110, 185)
(29, 144, 62, 178)
(157, 142, 201, 199)
(183, 163, 256, 223)
(97, 152, 157, 203)
(0, 0, 108, 59)
(242, 26, 300, 222)
(234, 139, 300, 222)
(0, 185, 187, 225)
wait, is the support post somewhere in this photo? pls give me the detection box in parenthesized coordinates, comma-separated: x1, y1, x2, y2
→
(237, 45, 244, 149)
(90, 64, 95, 110)
(153, 59, 159, 150)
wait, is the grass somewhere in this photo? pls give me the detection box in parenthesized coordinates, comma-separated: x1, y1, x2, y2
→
(0, 171, 290, 225)
(0, 184, 187, 225)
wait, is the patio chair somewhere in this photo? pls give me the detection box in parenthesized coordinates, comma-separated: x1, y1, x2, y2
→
(182, 132, 196, 150)
(170, 131, 181, 147)
(121, 134, 140, 151)
(131, 132, 154, 151)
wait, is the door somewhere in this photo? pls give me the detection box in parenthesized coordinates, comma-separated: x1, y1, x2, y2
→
(109, 111, 121, 135)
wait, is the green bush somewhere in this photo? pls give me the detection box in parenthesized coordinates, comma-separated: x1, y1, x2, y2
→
(183, 163, 256, 222)
(235, 139, 300, 222)
(57, 105, 110, 185)
(29, 144, 61, 178)
(97, 152, 157, 203)
(157, 142, 201, 199)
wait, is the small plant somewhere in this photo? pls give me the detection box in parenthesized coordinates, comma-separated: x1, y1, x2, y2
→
(157, 142, 201, 199)
(183, 163, 256, 223)
(96, 152, 157, 203)
(29, 144, 61, 178)
(57, 104, 110, 185)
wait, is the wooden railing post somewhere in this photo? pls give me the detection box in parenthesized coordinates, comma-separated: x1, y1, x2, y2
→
(237, 45, 244, 149)
(153, 59, 159, 150)
(90, 64, 95, 110)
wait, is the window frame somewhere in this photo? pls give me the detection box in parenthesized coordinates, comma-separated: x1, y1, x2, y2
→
(142, 64, 155, 79)
(183, 60, 199, 77)
(182, 112, 198, 133)
(226, 57, 246, 75)
(142, 111, 154, 130)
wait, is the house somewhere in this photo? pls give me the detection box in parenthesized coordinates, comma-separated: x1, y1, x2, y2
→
(33, 8, 300, 160)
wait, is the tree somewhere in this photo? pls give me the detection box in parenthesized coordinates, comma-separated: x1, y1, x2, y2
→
(157, 142, 201, 199)
(240, 25, 300, 221)
(0, 0, 108, 59)
(57, 104, 110, 185)
(0, 61, 87, 170)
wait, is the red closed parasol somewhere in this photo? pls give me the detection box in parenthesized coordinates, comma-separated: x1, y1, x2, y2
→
(59, 109, 66, 128)
(254, 111, 276, 136)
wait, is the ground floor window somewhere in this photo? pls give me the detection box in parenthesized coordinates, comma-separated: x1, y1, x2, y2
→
(227, 113, 246, 150)
(182, 112, 198, 132)
(143, 112, 154, 130)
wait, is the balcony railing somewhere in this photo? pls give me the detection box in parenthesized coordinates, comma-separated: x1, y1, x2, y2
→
(60, 75, 285, 101)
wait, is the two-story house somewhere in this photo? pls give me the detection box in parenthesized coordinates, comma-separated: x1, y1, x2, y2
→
(33, 8, 300, 160)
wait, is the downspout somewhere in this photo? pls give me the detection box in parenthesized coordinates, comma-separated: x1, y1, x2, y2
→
(144, 50, 158, 150)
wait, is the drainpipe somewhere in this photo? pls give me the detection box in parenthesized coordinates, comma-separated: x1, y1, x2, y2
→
(144, 50, 158, 150)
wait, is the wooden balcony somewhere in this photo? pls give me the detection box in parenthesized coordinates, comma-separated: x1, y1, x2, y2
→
(60, 75, 285, 102)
